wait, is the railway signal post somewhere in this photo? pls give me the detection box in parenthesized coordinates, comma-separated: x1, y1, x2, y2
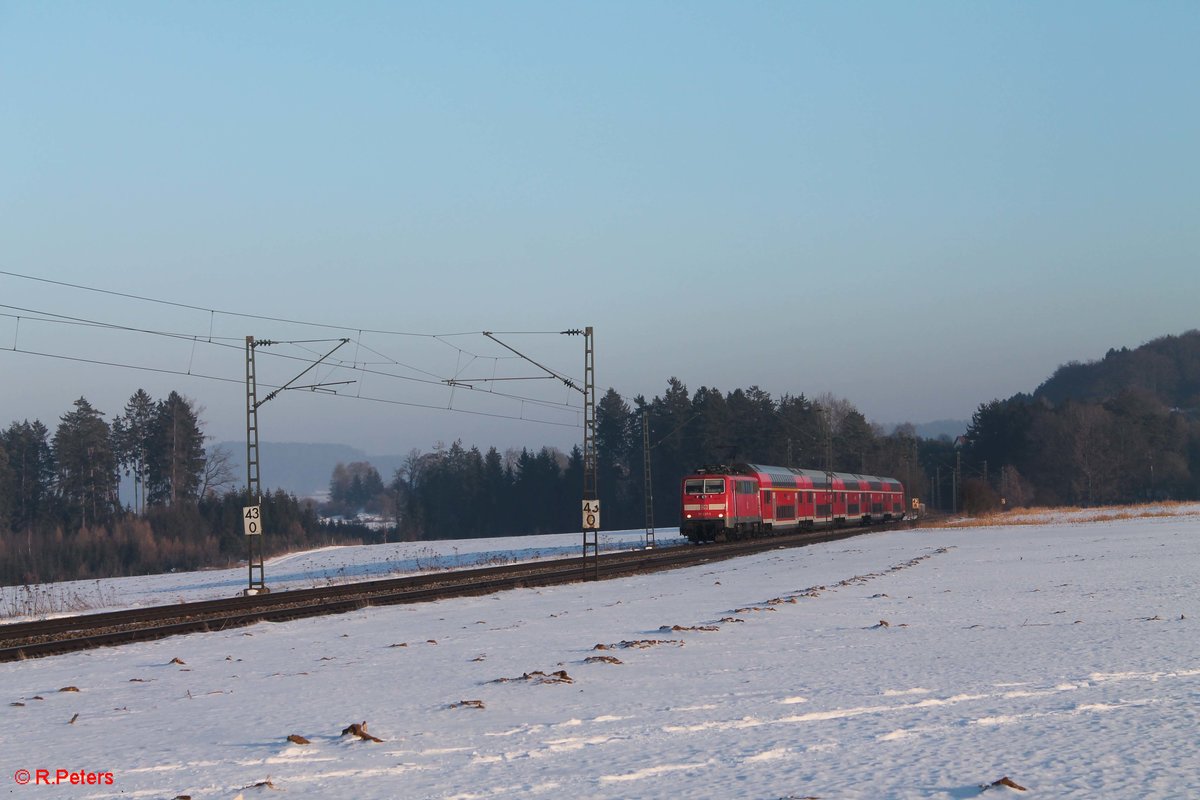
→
(245, 337, 267, 594)
(642, 408, 655, 549)
(243, 335, 352, 595)
(470, 328, 598, 577)
(580, 326, 599, 580)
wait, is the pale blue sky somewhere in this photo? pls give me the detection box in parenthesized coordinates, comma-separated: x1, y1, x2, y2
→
(2, 2, 1197, 454)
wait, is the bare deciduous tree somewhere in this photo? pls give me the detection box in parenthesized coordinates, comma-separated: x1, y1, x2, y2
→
(200, 443, 238, 498)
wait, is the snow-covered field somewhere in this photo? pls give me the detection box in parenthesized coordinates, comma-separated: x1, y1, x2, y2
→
(3, 509, 1199, 798)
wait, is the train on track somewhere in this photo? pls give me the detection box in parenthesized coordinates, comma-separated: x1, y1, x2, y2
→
(680, 463, 906, 543)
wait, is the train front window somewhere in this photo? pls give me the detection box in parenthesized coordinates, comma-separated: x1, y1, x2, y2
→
(685, 478, 725, 495)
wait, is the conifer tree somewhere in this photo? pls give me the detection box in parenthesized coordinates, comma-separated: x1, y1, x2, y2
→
(1, 420, 55, 531)
(146, 392, 206, 506)
(113, 389, 157, 513)
(0, 438, 12, 531)
(53, 398, 119, 527)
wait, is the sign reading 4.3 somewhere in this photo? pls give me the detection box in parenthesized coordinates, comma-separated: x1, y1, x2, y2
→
(243, 505, 262, 536)
(581, 500, 600, 531)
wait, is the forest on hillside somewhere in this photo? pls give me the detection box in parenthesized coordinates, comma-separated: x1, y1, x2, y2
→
(964, 331, 1200, 508)
(4, 330, 1200, 582)
(1034, 331, 1200, 408)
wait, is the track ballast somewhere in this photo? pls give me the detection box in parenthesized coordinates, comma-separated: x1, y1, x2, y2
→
(0, 524, 901, 662)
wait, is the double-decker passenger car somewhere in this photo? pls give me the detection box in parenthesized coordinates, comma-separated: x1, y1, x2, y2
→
(680, 463, 905, 543)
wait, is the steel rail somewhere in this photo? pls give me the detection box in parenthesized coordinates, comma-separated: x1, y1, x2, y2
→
(0, 524, 892, 663)
(0, 541, 709, 643)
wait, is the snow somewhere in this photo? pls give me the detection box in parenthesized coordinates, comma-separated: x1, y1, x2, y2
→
(1, 530, 675, 619)
(3, 509, 1199, 798)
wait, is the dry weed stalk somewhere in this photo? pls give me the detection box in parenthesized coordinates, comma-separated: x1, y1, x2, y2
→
(341, 722, 383, 742)
(985, 776, 1027, 791)
(492, 670, 574, 685)
(584, 655, 623, 665)
(450, 699, 486, 709)
(922, 500, 1198, 530)
(593, 639, 683, 650)
(659, 624, 720, 632)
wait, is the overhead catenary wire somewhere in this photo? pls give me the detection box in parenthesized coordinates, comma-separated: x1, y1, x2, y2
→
(3, 345, 244, 387)
(2, 344, 582, 428)
(1, 272, 585, 384)
(0, 269, 560, 341)
(0, 304, 246, 346)
(0, 271, 587, 430)
(481, 331, 581, 393)
(0, 275, 583, 386)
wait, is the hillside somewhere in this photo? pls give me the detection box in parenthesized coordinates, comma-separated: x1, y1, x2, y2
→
(1034, 330, 1200, 409)
(218, 442, 409, 499)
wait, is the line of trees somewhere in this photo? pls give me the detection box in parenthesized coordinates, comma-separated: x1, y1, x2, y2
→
(373, 380, 925, 540)
(959, 388, 1200, 509)
(957, 332, 1200, 510)
(0, 390, 371, 585)
(10, 330, 1200, 582)
(349, 339, 1200, 539)
(393, 443, 584, 539)
(2, 391, 216, 535)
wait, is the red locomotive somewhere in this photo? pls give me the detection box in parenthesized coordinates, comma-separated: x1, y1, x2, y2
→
(680, 463, 905, 543)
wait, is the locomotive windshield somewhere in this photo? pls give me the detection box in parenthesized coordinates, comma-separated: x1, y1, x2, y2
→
(685, 478, 726, 495)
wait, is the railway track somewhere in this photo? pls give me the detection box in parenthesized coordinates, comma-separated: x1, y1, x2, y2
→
(0, 524, 891, 662)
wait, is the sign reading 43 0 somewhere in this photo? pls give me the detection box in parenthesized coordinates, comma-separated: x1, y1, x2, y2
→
(243, 505, 262, 536)
(581, 500, 600, 531)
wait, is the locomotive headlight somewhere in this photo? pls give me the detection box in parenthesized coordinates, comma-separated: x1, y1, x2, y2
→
(686, 513, 692, 519)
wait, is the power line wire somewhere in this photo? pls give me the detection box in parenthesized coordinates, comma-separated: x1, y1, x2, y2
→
(2, 300, 583, 414)
(1, 269, 587, 427)
(2, 276, 584, 388)
(0, 304, 244, 345)
(1, 345, 582, 429)
(3, 346, 244, 386)
(0, 269, 559, 340)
